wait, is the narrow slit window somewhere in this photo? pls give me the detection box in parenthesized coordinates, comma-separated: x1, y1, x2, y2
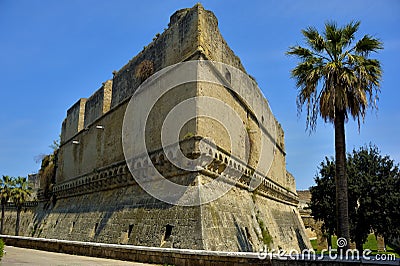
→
(128, 224, 134, 238)
(164, 224, 173, 241)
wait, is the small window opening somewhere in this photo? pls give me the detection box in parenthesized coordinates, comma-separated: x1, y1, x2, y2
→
(128, 224, 134, 238)
(164, 224, 173, 241)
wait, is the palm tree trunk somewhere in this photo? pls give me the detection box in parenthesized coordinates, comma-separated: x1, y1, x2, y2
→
(15, 206, 20, 236)
(334, 109, 350, 250)
(356, 240, 363, 253)
(0, 203, 4, 234)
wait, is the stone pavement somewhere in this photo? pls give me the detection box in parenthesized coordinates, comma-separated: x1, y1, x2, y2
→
(1, 246, 158, 266)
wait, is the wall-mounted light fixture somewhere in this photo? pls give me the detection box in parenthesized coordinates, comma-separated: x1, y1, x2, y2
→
(96, 125, 104, 129)
(72, 140, 80, 145)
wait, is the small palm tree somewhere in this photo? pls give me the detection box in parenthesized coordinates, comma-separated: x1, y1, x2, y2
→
(11, 177, 32, 236)
(0, 175, 15, 234)
(287, 21, 382, 249)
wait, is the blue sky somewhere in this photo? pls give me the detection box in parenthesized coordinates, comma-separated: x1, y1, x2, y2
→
(0, 0, 399, 190)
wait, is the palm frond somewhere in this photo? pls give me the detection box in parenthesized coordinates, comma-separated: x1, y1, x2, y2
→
(324, 21, 343, 58)
(286, 46, 313, 60)
(291, 56, 324, 130)
(340, 21, 360, 49)
(354, 35, 383, 56)
(302, 27, 326, 53)
(324, 21, 340, 43)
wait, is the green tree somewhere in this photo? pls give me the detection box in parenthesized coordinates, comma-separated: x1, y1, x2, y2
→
(309, 145, 399, 251)
(0, 175, 15, 234)
(287, 21, 383, 249)
(348, 145, 400, 250)
(346, 145, 379, 251)
(11, 177, 32, 236)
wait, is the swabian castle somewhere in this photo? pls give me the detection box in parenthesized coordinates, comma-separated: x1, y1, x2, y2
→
(4, 4, 311, 253)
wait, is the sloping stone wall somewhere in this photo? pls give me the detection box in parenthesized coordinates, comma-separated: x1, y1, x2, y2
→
(199, 174, 308, 252)
(3, 176, 203, 250)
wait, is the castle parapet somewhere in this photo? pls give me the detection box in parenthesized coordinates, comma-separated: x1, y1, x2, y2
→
(84, 80, 113, 128)
(61, 98, 87, 144)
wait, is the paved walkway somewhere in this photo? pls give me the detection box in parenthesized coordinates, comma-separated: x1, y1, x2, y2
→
(1, 246, 157, 266)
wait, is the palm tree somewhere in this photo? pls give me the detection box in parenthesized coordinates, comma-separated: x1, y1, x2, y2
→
(11, 177, 32, 236)
(0, 175, 15, 234)
(287, 21, 382, 249)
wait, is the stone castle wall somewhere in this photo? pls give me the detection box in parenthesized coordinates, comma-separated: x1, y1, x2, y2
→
(84, 80, 113, 129)
(57, 3, 293, 192)
(2, 171, 306, 252)
(61, 98, 86, 143)
(196, 79, 293, 192)
(200, 174, 307, 252)
(56, 99, 126, 183)
(2, 179, 203, 250)
(109, 6, 204, 109)
(4, 4, 311, 253)
(60, 4, 248, 147)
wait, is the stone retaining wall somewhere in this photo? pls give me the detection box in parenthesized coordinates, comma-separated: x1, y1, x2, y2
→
(1, 235, 387, 266)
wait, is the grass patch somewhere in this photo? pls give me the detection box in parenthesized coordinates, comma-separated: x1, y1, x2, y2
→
(0, 239, 3, 260)
(363, 234, 399, 258)
(363, 234, 377, 250)
(315, 234, 399, 258)
(331, 235, 338, 249)
(310, 239, 318, 250)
